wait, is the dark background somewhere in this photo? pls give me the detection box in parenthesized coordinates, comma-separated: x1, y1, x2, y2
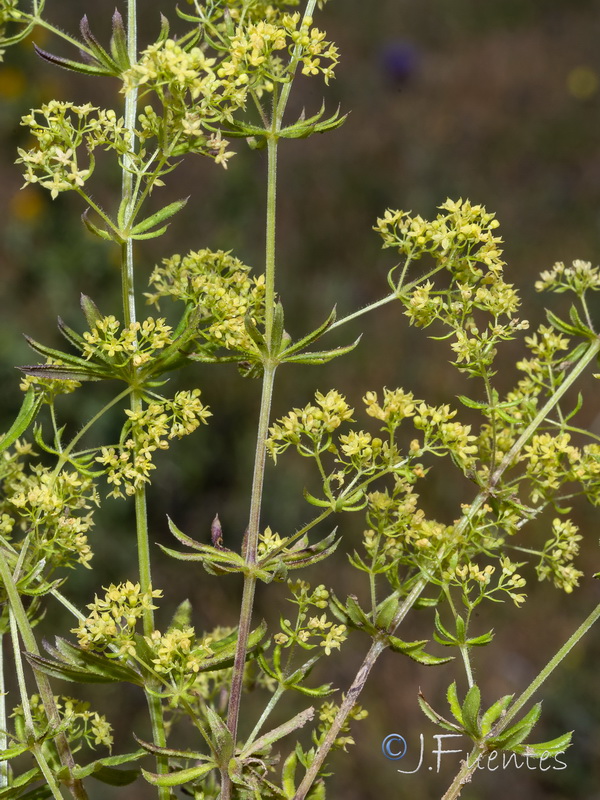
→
(1, 1, 600, 797)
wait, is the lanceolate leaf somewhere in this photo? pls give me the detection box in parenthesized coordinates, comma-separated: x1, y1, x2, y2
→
(18, 365, 104, 382)
(240, 707, 315, 759)
(461, 685, 482, 739)
(0, 388, 42, 454)
(514, 730, 572, 758)
(142, 763, 216, 787)
(480, 694, 514, 736)
(132, 199, 190, 235)
(0, 768, 42, 797)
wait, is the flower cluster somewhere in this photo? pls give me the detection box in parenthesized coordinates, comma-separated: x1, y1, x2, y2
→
(96, 390, 211, 498)
(412, 402, 478, 470)
(375, 199, 529, 378)
(147, 248, 266, 356)
(535, 518, 583, 593)
(82, 315, 173, 368)
(3, 459, 97, 571)
(267, 389, 354, 461)
(314, 700, 368, 751)
(274, 580, 347, 655)
(125, 38, 246, 164)
(447, 555, 527, 607)
(522, 432, 581, 504)
(226, 13, 339, 88)
(72, 581, 162, 655)
(375, 198, 504, 273)
(17, 102, 125, 199)
(146, 626, 213, 676)
(364, 388, 416, 431)
(535, 259, 600, 295)
(11, 695, 113, 750)
(357, 478, 454, 584)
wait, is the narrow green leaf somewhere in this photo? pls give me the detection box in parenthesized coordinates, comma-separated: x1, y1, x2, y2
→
(461, 685, 482, 738)
(18, 365, 102, 382)
(0, 388, 41, 454)
(168, 599, 192, 630)
(282, 751, 297, 799)
(240, 707, 314, 758)
(447, 682, 463, 725)
(491, 702, 542, 749)
(109, 9, 129, 69)
(205, 706, 234, 764)
(82, 209, 117, 241)
(375, 593, 400, 630)
(417, 691, 462, 732)
(345, 595, 374, 632)
(71, 750, 145, 781)
(33, 43, 112, 75)
(80, 294, 103, 329)
(514, 730, 572, 758)
(131, 198, 189, 235)
(142, 763, 216, 787)
(285, 336, 361, 365)
(270, 300, 285, 356)
(280, 306, 337, 358)
(480, 694, 513, 736)
(545, 309, 580, 337)
(0, 768, 41, 797)
(130, 225, 169, 240)
(80, 15, 118, 73)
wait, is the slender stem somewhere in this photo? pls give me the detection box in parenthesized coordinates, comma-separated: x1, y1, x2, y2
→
(118, 1, 169, 794)
(275, 0, 318, 128)
(440, 743, 483, 800)
(329, 263, 446, 332)
(0, 635, 6, 789)
(0, 550, 87, 799)
(9, 611, 67, 800)
(225, 365, 276, 750)
(441, 600, 600, 800)
(500, 600, 600, 731)
(9, 610, 34, 734)
(245, 684, 285, 749)
(264, 138, 278, 346)
(330, 293, 397, 330)
(293, 578, 427, 800)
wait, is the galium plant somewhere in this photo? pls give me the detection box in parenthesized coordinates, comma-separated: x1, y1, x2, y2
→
(0, 1, 599, 799)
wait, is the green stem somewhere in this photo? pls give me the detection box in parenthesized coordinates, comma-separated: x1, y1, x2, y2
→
(264, 138, 278, 346)
(330, 293, 397, 330)
(8, 610, 80, 800)
(222, 12, 307, 782)
(500, 600, 600, 731)
(441, 600, 600, 800)
(0, 635, 6, 789)
(9, 611, 68, 800)
(275, 0, 318, 128)
(0, 551, 87, 799)
(245, 684, 285, 749)
(225, 365, 276, 755)
(329, 263, 446, 331)
(119, 0, 168, 794)
(292, 578, 427, 800)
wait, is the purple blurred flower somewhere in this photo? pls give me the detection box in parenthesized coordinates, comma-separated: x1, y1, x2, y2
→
(380, 41, 420, 86)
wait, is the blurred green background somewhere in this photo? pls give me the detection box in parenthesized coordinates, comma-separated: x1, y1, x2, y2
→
(1, 1, 600, 797)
